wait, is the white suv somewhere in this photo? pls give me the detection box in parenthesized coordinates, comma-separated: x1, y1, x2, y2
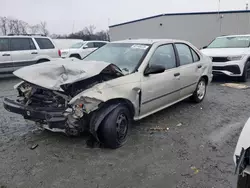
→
(201, 35, 250, 82)
(0, 35, 61, 75)
(60, 40, 108, 59)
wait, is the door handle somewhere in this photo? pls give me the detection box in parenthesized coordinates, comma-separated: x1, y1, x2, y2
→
(2, 53, 10, 56)
(31, 52, 38, 54)
(197, 65, 202, 69)
(174, 73, 180, 77)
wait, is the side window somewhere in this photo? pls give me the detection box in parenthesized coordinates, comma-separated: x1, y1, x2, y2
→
(35, 38, 55, 49)
(191, 49, 200, 62)
(86, 42, 94, 48)
(94, 42, 106, 48)
(10, 38, 33, 51)
(149, 44, 176, 69)
(0, 38, 9, 52)
(175, 43, 193, 66)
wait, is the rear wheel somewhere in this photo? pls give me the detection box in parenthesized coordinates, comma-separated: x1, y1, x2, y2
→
(98, 104, 131, 149)
(37, 59, 49, 64)
(237, 174, 250, 188)
(70, 54, 81, 60)
(190, 78, 207, 103)
(239, 61, 250, 82)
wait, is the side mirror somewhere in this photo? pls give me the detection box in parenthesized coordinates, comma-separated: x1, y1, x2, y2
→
(144, 65, 165, 76)
(82, 45, 88, 49)
(202, 46, 207, 49)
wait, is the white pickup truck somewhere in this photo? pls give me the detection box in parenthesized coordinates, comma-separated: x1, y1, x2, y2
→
(60, 40, 108, 59)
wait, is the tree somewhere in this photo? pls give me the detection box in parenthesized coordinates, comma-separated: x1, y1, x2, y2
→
(0, 17, 8, 35)
(39, 21, 49, 36)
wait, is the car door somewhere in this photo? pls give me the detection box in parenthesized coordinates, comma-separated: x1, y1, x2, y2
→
(140, 44, 181, 117)
(10, 38, 38, 71)
(175, 43, 202, 98)
(0, 38, 13, 74)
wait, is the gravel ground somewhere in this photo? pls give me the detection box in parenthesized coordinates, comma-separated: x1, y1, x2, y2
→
(0, 77, 250, 188)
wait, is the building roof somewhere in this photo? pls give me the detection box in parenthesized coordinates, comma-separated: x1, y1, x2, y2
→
(109, 10, 250, 28)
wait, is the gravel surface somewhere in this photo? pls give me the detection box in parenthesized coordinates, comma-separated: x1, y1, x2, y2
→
(0, 77, 250, 188)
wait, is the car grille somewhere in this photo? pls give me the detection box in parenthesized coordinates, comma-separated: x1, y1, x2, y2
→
(211, 57, 228, 62)
(213, 65, 241, 74)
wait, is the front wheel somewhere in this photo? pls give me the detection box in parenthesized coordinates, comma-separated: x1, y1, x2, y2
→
(237, 174, 250, 188)
(98, 105, 131, 149)
(239, 61, 250, 82)
(190, 78, 207, 103)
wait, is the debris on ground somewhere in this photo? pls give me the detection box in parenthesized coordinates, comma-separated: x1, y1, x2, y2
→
(30, 144, 38, 150)
(176, 123, 182, 127)
(148, 126, 169, 132)
(221, 83, 249, 89)
(191, 166, 199, 175)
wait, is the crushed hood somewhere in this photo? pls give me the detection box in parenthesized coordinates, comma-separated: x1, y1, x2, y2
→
(201, 48, 249, 57)
(13, 59, 111, 91)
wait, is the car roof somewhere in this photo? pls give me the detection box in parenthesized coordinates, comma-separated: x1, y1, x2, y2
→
(217, 34, 250, 38)
(111, 39, 188, 44)
(0, 35, 49, 38)
(84, 40, 109, 43)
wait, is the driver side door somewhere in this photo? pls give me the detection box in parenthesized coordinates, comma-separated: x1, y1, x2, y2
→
(140, 44, 181, 117)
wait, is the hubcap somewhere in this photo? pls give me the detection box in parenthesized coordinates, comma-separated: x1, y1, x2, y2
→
(197, 81, 206, 100)
(116, 113, 128, 142)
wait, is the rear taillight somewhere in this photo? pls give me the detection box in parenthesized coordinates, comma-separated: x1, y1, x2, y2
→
(58, 50, 61, 57)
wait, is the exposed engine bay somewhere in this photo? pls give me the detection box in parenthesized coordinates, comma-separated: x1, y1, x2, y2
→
(4, 64, 124, 137)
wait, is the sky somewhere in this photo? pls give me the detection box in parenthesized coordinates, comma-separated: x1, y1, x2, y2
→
(0, 0, 249, 34)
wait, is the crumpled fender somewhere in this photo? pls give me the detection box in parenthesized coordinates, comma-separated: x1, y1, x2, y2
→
(89, 103, 120, 141)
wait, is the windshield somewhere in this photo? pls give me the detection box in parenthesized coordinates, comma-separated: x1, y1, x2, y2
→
(70, 42, 86, 49)
(207, 36, 250, 48)
(83, 43, 150, 74)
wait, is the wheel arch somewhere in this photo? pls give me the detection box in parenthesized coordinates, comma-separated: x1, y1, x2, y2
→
(69, 53, 81, 59)
(200, 75, 209, 85)
(88, 98, 135, 141)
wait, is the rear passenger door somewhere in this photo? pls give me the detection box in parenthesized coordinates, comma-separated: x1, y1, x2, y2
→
(34, 38, 58, 58)
(0, 38, 12, 74)
(175, 43, 202, 98)
(10, 38, 38, 71)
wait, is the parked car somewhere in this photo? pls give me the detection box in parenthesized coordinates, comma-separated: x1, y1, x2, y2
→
(3, 39, 212, 149)
(234, 118, 250, 187)
(52, 39, 83, 49)
(201, 35, 250, 82)
(0, 34, 61, 75)
(60, 40, 108, 59)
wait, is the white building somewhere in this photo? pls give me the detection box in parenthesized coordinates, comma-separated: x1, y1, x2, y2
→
(109, 10, 250, 48)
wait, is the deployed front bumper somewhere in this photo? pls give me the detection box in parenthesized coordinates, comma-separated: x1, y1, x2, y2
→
(3, 98, 66, 129)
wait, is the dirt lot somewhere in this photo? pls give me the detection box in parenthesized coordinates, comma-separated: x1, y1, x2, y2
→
(0, 77, 250, 188)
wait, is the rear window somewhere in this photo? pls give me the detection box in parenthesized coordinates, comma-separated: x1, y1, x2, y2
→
(35, 38, 55, 49)
(0, 38, 9, 52)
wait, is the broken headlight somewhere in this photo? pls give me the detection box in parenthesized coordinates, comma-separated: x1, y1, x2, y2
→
(72, 103, 84, 118)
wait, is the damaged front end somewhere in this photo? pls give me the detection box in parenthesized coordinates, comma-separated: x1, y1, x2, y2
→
(4, 63, 124, 138)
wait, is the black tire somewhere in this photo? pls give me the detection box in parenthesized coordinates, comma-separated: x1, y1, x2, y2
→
(239, 61, 250, 82)
(70, 54, 81, 60)
(237, 174, 250, 188)
(98, 104, 131, 149)
(190, 78, 207, 103)
(37, 59, 49, 64)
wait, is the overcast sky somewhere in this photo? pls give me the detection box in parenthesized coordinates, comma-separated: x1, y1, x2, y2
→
(0, 0, 249, 34)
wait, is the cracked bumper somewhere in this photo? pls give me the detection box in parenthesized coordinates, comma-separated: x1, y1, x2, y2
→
(3, 98, 66, 127)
